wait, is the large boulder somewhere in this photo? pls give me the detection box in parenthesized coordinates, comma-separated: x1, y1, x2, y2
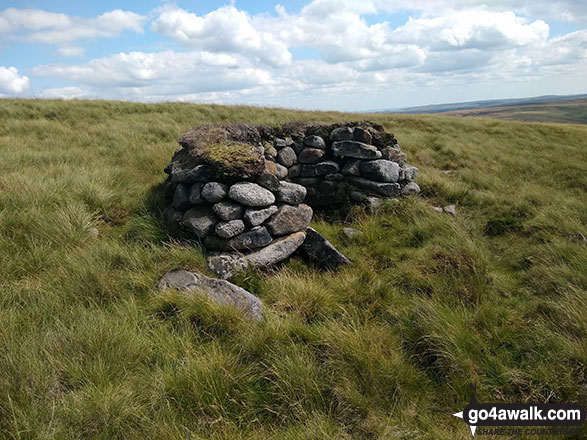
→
(157, 269, 263, 321)
(299, 228, 351, 270)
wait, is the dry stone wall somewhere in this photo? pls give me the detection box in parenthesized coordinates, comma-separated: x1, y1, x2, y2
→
(162, 121, 420, 276)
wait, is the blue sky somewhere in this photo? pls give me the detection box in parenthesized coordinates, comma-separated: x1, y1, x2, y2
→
(0, 0, 586, 110)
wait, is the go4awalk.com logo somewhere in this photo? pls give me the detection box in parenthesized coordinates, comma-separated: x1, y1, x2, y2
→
(453, 387, 586, 437)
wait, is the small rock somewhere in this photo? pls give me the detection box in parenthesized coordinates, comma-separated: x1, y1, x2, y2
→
(201, 182, 228, 203)
(245, 231, 307, 267)
(441, 169, 455, 175)
(275, 163, 288, 180)
(163, 206, 184, 235)
(183, 206, 218, 238)
(265, 145, 277, 158)
(228, 182, 276, 207)
(340, 227, 363, 240)
(347, 176, 401, 197)
(349, 191, 383, 210)
(189, 183, 203, 204)
(353, 127, 372, 144)
(207, 252, 248, 280)
(89, 227, 100, 238)
(314, 161, 340, 176)
(360, 160, 400, 183)
(256, 173, 280, 191)
(265, 204, 313, 235)
(276, 146, 297, 167)
(173, 184, 191, 210)
(342, 159, 362, 176)
(215, 220, 246, 239)
(274, 138, 287, 149)
(443, 205, 457, 217)
(432, 206, 444, 213)
(401, 182, 421, 196)
(288, 164, 301, 178)
(402, 165, 419, 180)
(330, 126, 354, 141)
(264, 160, 277, 175)
(303, 135, 326, 149)
(299, 227, 351, 270)
(204, 226, 273, 251)
(332, 141, 382, 159)
(275, 181, 307, 204)
(244, 205, 279, 227)
(298, 148, 325, 164)
(212, 201, 244, 222)
(380, 145, 407, 166)
(157, 269, 262, 321)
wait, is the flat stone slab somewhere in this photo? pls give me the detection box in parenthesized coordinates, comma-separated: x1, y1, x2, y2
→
(347, 176, 401, 197)
(157, 269, 263, 321)
(332, 141, 382, 159)
(299, 227, 351, 270)
(246, 231, 306, 267)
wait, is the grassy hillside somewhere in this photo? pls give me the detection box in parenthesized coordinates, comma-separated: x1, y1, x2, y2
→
(444, 98, 587, 124)
(0, 99, 585, 440)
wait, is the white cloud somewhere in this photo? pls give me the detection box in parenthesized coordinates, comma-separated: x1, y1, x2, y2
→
(56, 46, 84, 57)
(33, 50, 273, 99)
(151, 5, 291, 67)
(0, 8, 145, 47)
(0, 66, 30, 93)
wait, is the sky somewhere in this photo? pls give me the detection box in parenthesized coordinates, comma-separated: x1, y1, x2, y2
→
(0, 0, 586, 111)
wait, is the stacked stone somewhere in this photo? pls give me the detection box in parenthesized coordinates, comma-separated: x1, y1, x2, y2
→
(163, 121, 419, 277)
(263, 124, 420, 208)
(168, 175, 312, 256)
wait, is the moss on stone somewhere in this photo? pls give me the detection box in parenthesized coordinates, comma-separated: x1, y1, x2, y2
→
(202, 141, 265, 179)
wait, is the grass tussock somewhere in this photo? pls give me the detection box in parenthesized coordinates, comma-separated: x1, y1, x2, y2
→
(0, 98, 586, 439)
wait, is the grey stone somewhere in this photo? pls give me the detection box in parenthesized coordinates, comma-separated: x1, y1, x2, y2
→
(303, 135, 326, 149)
(299, 227, 351, 270)
(275, 163, 288, 180)
(265, 145, 277, 158)
(276, 146, 297, 167)
(340, 227, 363, 240)
(215, 220, 246, 239)
(292, 177, 320, 186)
(324, 173, 344, 181)
(443, 205, 457, 217)
(432, 206, 444, 213)
(290, 142, 304, 155)
(353, 127, 372, 144)
(298, 165, 315, 177)
(298, 148, 325, 164)
(360, 159, 400, 183)
(288, 164, 301, 178)
(349, 191, 383, 210)
(163, 206, 183, 235)
(228, 182, 275, 207)
(212, 201, 244, 222)
(402, 165, 419, 180)
(256, 173, 280, 191)
(380, 145, 407, 166)
(347, 177, 401, 197)
(201, 182, 228, 203)
(157, 269, 262, 321)
(265, 204, 313, 235)
(275, 181, 307, 204)
(173, 184, 191, 210)
(330, 126, 354, 141)
(401, 182, 421, 196)
(342, 160, 362, 176)
(245, 231, 307, 268)
(189, 183, 203, 204)
(183, 206, 218, 238)
(170, 164, 211, 184)
(244, 205, 279, 227)
(333, 141, 381, 159)
(207, 252, 248, 280)
(274, 138, 287, 149)
(204, 226, 273, 251)
(314, 161, 340, 175)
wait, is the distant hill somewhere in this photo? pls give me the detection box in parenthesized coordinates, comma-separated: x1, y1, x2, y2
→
(374, 94, 587, 124)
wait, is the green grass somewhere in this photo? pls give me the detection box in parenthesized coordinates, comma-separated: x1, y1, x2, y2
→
(0, 98, 586, 439)
(445, 98, 587, 124)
